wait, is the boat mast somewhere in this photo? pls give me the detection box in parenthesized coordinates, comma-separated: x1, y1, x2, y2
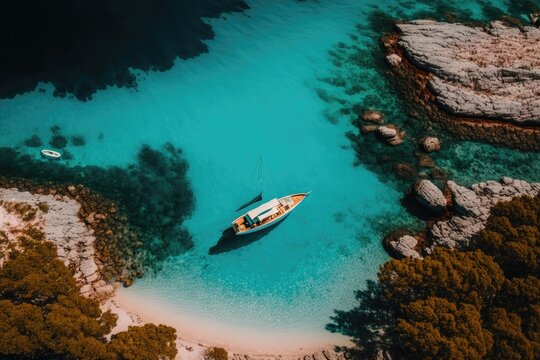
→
(260, 155, 264, 196)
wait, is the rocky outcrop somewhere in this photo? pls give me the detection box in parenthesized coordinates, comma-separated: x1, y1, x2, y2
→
(389, 235, 421, 259)
(0, 188, 114, 299)
(384, 20, 540, 150)
(414, 180, 446, 212)
(396, 20, 540, 125)
(0, 176, 143, 288)
(429, 177, 540, 249)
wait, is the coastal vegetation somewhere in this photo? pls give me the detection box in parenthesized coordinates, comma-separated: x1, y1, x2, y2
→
(329, 195, 540, 359)
(204, 347, 229, 360)
(0, 228, 178, 359)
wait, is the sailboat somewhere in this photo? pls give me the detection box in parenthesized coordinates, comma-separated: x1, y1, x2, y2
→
(231, 157, 310, 235)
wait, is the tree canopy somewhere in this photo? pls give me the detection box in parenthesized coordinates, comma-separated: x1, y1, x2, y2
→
(0, 233, 178, 360)
(330, 195, 540, 359)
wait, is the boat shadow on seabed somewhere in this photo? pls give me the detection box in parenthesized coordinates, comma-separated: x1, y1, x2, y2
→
(208, 217, 289, 255)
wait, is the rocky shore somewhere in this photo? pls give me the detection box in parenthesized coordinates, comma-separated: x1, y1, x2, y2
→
(384, 20, 540, 150)
(387, 177, 540, 259)
(0, 180, 346, 360)
(0, 176, 143, 286)
(0, 187, 114, 299)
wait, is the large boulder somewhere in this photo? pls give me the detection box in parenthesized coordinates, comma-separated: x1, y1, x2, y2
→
(390, 235, 421, 259)
(377, 126, 397, 139)
(447, 181, 483, 217)
(414, 180, 447, 212)
(377, 125, 405, 145)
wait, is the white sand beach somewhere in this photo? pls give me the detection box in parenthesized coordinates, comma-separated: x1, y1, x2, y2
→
(111, 289, 351, 358)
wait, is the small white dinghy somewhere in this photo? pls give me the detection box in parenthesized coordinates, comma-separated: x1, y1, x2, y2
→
(41, 149, 62, 159)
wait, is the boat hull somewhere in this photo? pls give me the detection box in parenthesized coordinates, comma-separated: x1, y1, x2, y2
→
(41, 150, 61, 159)
(233, 192, 310, 236)
(235, 211, 291, 235)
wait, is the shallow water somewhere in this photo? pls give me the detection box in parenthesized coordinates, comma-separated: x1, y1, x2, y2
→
(0, 0, 538, 352)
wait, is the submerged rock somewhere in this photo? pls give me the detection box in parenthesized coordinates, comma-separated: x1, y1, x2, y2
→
(24, 135, 43, 148)
(417, 154, 435, 168)
(377, 126, 397, 139)
(421, 136, 441, 152)
(377, 125, 405, 146)
(361, 124, 378, 134)
(414, 180, 446, 212)
(362, 110, 384, 124)
(394, 163, 417, 179)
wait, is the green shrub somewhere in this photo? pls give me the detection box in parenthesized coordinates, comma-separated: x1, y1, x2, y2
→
(205, 347, 228, 360)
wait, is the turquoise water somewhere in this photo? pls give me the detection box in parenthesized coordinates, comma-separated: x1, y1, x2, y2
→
(0, 0, 538, 351)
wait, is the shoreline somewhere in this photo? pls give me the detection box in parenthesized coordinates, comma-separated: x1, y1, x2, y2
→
(0, 184, 349, 359)
(113, 288, 351, 357)
(383, 20, 540, 151)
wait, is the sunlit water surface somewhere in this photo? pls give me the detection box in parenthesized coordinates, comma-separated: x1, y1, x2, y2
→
(0, 0, 528, 352)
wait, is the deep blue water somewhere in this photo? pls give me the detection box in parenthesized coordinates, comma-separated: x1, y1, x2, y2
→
(0, 0, 538, 353)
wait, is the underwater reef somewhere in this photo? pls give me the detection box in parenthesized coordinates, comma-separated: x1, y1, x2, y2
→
(0, 0, 248, 101)
(0, 144, 195, 269)
(316, 1, 540, 192)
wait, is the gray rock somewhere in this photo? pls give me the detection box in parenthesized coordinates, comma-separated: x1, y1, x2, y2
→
(85, 273, 99, 283)
(386, 54, 402, 67)
(80, 259, 98, 277)
(429, 178, 540, 249)
(396, 21, 540, 124)
(93, 279, 107, 289)
(390, 235, 421, 259)
(376, 125, 406, 146)
(447, 181, 482, 217)
(377, 126, 397, 139)
(80, 284, 93, 295)
(415, 180, 447, 212)
(95, 284, 114, 294)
